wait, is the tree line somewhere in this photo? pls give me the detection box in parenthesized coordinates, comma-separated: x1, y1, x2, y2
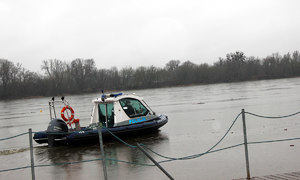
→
(1, 50, 300, 100)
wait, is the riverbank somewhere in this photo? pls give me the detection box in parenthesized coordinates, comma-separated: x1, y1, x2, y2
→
(1, 50, 300, 101)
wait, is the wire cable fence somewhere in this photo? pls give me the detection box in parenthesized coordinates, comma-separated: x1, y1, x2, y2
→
(245, 111, 300, 119)
(102, 112, 243, 161)
(0, 132, 28, 141)
(1, 109, 300, 179)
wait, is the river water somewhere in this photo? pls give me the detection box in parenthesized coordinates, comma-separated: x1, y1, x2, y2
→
(1, 77, 300, 180)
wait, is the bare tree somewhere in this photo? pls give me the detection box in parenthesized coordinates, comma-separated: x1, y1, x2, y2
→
(41, 59, 67, 95)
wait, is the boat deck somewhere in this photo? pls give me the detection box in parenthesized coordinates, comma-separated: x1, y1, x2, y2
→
(234, 172, 300, 180)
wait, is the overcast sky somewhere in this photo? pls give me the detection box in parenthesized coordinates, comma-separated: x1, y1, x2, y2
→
(1, 0, 300, 72)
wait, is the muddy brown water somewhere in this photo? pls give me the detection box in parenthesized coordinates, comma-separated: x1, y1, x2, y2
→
(1, 77, 300, 180)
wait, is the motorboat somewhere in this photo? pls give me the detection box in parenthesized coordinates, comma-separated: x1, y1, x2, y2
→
(33, 93, 168, 146)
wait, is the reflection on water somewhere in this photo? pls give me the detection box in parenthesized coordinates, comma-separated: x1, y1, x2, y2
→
(1, 77, 300, 179)
(31, 131, 169, 180)
(35, 130, 168, 166)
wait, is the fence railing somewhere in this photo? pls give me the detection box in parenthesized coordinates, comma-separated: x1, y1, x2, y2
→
(1, 109, 300, 180)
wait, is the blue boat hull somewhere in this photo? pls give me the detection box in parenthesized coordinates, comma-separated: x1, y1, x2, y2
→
(33, 115, 168, 146)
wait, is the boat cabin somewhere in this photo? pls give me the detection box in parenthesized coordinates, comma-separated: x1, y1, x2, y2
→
(90, 93, 157, 127)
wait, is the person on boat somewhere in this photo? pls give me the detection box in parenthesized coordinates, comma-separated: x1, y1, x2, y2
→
(124, 100, 135, 117)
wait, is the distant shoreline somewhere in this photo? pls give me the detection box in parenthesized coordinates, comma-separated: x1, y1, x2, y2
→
(1, 51, 300, 100)
(1, 76, 300, 101)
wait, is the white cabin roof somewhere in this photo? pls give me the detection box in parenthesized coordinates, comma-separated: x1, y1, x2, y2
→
(92, 93, 143, 104)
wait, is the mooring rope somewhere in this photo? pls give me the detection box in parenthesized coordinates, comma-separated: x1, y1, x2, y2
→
(102, 126, 137, 148)
(157, 143, 245, 164)
(140, 112, 242, 161)
(245, 111, 300, 119)
(0, 166, 31, 173)
(1, 109, 300, 174)
(248, 137, 300, 145)
(102, 110, 300, 162)
(0, 157, 154, 173)
(0, 132, 28, 142)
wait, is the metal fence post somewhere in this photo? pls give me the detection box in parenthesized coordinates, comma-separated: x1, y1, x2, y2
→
(137, 143, 174, 180)
(242, 109, 251, 180)
(28, 128, 35, 180)
(98, 125, 108, 180)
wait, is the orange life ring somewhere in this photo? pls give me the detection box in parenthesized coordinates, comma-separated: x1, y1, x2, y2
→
(61, 106, 75, 122)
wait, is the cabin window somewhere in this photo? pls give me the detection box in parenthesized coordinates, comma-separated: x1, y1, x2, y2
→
(98, 103, 114, 127)
(119, 98, 149, 118)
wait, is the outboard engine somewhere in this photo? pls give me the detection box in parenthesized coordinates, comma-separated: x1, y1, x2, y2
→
(47, 118, 68, 147)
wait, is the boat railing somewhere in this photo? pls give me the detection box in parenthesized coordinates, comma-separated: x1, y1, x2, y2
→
(48, 97, 70, 121)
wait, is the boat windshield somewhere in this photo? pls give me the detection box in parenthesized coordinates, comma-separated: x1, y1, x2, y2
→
(98, 103, 114, 127)
(119, 98, 149, 118)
